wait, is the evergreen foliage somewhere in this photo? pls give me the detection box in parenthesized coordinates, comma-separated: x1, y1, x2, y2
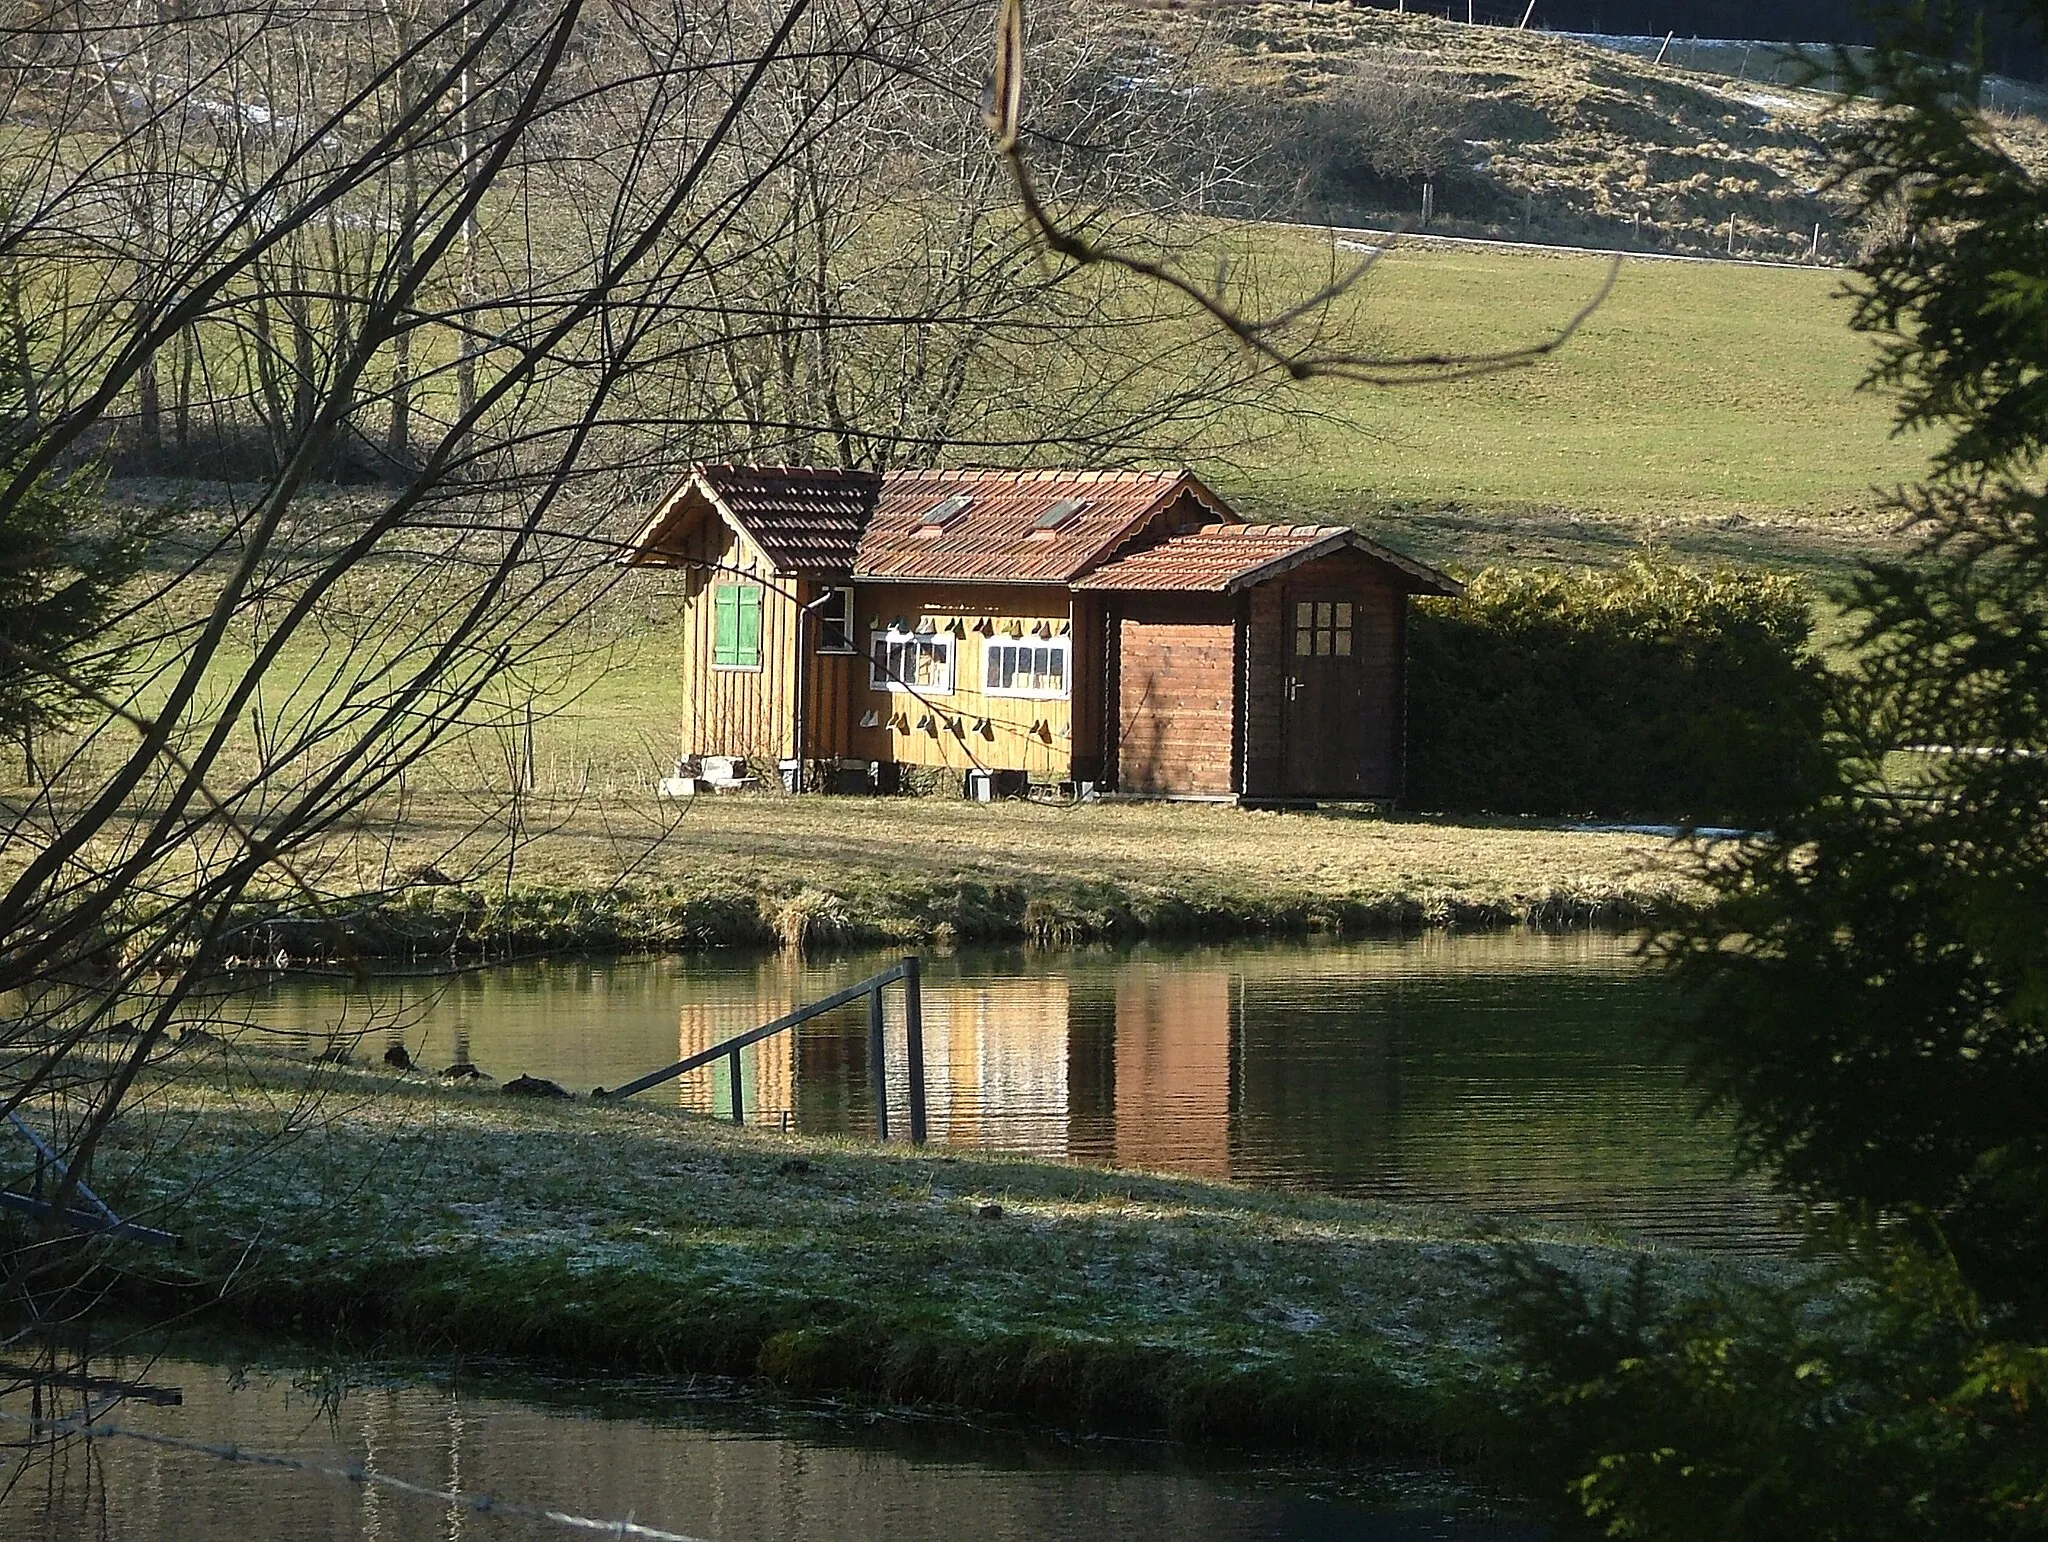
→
(0, 268, 145, 751)
(0, 463, 140, 746)
(1662, 0, 2048, 1331)
(1487, 1245, 2047, 1540)
(1404, 556, 1825, 823)
(1485, 7, 2048, 1536)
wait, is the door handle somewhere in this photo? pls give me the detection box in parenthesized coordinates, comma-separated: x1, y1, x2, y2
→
(1285, 678, 1301, 701)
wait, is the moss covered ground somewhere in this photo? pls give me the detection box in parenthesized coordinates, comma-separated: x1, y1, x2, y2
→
(92, 1051, 1772, 1461)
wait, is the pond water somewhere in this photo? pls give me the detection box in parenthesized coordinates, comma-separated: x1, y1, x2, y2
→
(224, 931, 1784, 1250)
(0, 1350, 1539, 1541)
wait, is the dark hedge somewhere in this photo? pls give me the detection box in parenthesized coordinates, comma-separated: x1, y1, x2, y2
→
(1404, 557, 1828, 824)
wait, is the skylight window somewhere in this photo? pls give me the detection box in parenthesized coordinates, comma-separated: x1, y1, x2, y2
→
(919, 493, 973, 531)
(1032, 496, 1087, 532)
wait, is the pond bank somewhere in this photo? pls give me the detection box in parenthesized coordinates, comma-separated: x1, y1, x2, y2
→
(97, 1055, 1717, 1465)
(149, 794, 1706, 963)
(236, 870, 1687, 964)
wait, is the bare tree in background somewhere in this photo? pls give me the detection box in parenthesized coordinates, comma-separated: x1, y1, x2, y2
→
(0, 0, 976, 1313)
(0, 0, 1306, 1314)
(0, 0, 1609, 1333)
(660, 0, 1279, 469)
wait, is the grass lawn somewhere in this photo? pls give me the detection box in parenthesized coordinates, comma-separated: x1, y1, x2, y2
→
(97, 1049, 1767, 1458)
(1217, 238, 1922, 573)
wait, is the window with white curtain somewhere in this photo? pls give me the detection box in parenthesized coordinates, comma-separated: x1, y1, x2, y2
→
(984, 638, 1069, 698)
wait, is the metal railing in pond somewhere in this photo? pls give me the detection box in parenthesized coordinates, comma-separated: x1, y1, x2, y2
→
(0, 1111, 180, 1247)
(597, 956, 928, 1144)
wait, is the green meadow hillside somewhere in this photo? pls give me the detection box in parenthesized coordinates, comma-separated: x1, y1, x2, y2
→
(1197, 234, 1919, 572)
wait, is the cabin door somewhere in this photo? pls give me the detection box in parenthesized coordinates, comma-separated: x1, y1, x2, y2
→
(1280, 592, 1371, 798)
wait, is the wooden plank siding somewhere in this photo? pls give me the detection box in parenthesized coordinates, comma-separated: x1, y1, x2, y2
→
(1241, 550, 1408, 801)
(1113, 594, 1238, 796)
(844, 583, 1078, 781)
(676, 524, 803, 767)
(804, 642, 859, 762)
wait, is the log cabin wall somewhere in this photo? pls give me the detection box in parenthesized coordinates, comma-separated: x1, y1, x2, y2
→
(676, 524, 801, 767)
(1113, 593, 1238, 796)
(845, 582, 1077, 781)
(1241, 551, 1408, 801)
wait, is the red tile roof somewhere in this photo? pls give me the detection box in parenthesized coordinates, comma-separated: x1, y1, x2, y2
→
(628, 465, 1457, 596)
(856, 468, 1227, 584)
(630, 466, 878, 578)
(1075, 523, 1462, 596)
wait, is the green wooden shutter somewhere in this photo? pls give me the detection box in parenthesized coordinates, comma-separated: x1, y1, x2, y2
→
(713, 584, 739, 666)
(737, 586, 762, 667)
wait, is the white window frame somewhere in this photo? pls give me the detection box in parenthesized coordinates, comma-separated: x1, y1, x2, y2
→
(984, 636, 1071, 700)
(868, 628, 956, 695)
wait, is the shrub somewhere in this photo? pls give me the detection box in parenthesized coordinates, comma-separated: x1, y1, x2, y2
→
(1485, 1240, 2047, 1542)
(1404, 555, 1826, 824)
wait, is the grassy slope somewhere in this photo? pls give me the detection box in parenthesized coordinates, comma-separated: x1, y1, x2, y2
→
(1213, 238, 1921, 570)
(1261, 246, 1916, 540)
(106, 1052, 1741, 1458)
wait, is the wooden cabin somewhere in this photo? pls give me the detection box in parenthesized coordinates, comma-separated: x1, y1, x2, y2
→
(625, 465, 1460, 802)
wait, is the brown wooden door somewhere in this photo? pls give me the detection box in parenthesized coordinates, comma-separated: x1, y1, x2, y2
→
(1281, 593, 1372, 797)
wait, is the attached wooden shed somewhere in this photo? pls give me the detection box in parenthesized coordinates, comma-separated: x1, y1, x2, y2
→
(626, 465, 1459, 803)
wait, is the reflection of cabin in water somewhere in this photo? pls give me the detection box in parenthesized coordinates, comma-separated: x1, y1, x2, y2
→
(626, 465, 1461, 801)
(906, 977, 1072, 1158)
(1112, 968, 1234, 1177)
(672, 968, 1236, 1171)
(676, 995, 798, 1120)
(663, 952, 1415, 1186)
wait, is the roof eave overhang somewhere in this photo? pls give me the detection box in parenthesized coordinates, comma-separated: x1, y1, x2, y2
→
(1084, 471, 1236, 571)
(626, 467, 807, 579)
(1175, 471, 1235, 522)
(1073, 530, 1465, 597)
(1358, 534, 1462, 596)
(621, 472, 711, 566)
(1219, 531, 1463, 597)
(853, 571, 1073, 586)
(1217, 532, 1355, 595)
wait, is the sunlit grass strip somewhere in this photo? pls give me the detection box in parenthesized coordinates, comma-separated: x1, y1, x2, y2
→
(92, 1055, 1766, 1458)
